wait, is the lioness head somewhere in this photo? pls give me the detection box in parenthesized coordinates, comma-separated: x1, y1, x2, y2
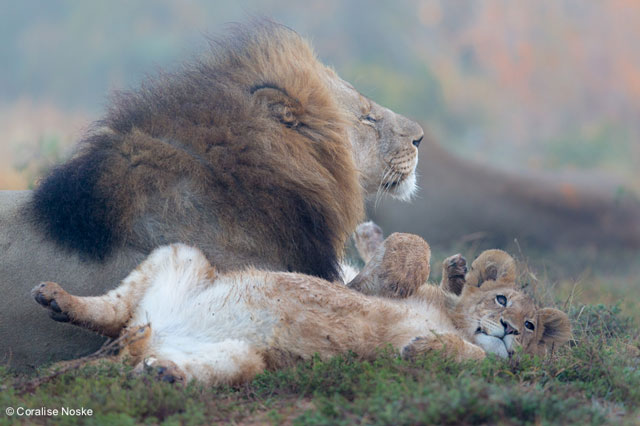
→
(325, 73, 423, 201)
(457, 250, 571, 358)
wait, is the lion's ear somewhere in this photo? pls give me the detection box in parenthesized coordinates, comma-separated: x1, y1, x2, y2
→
(537, 308, 571, 347)
(251, 84, 303, 127)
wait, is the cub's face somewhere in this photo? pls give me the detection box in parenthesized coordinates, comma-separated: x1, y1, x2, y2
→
(459, 283, 571, 358)
(323, 70, 424, 201)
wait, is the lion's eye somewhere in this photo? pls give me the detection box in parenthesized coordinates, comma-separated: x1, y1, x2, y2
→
(524, 321, 535, 331)
(363, 114, 378, 123)
(496, 295, 507, 306)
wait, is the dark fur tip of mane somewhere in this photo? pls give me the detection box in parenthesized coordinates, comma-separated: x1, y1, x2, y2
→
(303, 245, 342, 283)
(27, 22, 357, 277)
(30, 148, 118, 260)
(291, 195, 343, 283)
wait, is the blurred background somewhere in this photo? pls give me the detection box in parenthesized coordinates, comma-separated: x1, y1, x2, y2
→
(2, 1, 639, 313)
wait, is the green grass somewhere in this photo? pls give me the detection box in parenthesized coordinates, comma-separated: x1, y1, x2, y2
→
(1, 302, 639, 425)
(3, 245, 640, 425)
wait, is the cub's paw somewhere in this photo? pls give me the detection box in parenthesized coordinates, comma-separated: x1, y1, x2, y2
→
(143, 358, 186, 385)
(32, 282, 71, 322)
(462, 340, 487, 361)
(444, 253, 467, 278)
(441, 254, 467, 295)
(354, 221, 384, 263)
(402, 334, 484, 362)
(401, 335, 456, 360)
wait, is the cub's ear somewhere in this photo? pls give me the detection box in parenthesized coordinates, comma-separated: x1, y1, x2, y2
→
(538, 308, 571, 347)
(467, 249, 516, 288)
(251, 84, 303, 128)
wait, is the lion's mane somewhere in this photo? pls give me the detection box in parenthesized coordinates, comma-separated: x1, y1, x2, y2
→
(31, 22, 363, 281)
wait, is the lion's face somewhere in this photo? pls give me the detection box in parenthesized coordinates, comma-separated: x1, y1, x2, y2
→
(324, 72, 424, 201)
(457, 281, 571, 359)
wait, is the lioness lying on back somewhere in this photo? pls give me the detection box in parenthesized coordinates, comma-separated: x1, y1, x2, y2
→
(32, 229, 570, 385)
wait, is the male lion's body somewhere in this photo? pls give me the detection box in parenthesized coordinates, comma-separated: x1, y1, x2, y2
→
(0, 23, 423, 369)
(33, 234, 570, 386)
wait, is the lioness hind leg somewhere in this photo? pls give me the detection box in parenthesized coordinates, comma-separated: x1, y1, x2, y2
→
(439, 254, 468, 296)
(401, 333, 485, 362)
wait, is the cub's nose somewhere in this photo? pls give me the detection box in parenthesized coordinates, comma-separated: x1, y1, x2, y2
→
(500, 319, 519, 335)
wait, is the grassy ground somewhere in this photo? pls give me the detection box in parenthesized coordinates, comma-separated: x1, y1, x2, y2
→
(2, 252, 639, 425)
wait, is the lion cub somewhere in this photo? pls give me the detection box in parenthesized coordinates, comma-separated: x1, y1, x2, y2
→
(351, 222, 571, 359)
(33, 231, 570, 385)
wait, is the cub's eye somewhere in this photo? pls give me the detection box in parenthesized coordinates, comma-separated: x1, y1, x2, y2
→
(524, 321, 535, 331)
(496, 295, 507, 306)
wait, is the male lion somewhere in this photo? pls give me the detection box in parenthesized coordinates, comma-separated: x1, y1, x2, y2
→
(32, 230, 570, 385)
(0, 22, 423, 368)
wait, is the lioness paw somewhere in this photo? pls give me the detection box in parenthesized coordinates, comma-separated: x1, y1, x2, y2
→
(32, 282, 71, 323)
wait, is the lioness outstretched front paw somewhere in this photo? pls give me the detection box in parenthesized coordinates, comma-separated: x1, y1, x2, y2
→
(441, 254, 467, 296)
(32, 282, 71, 322)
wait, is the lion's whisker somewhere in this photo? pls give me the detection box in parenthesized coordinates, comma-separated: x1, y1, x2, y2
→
(374, 165, 394, 209)
(377, 173, 394, 209)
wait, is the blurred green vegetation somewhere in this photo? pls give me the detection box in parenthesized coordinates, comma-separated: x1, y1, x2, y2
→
(543, 124, 633, 173)
(13, 136, 65, 189)
(2, 1, 639, 183)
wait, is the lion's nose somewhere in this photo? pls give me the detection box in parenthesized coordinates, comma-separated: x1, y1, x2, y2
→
(412, 135, 423, 148)
(396, 116, 423, 150)
(501, 319, 519, 335)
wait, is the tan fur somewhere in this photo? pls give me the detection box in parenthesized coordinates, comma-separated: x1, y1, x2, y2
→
(350, 226, 571, 358)
(34, 233, 570, 386)
(2, 24, 423, 369)
(30, 22, 423, 283)
(402, 333, 485, 362)
(441, 251, 570, 358)
(348, 231, 430, 298)
(353, 221, 384, 264)
(464, 249, 517, 289)
(92, 25, 364, 278)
